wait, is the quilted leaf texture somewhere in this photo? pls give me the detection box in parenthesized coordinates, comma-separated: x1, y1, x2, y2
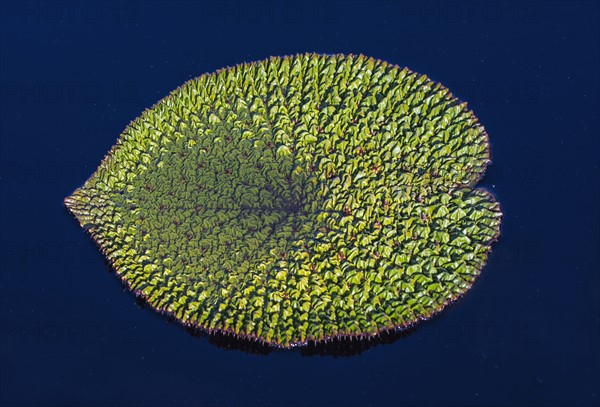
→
(65, 54, 502, 347)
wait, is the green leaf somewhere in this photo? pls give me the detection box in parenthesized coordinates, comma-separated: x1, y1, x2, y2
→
(64, 53, 501, 348)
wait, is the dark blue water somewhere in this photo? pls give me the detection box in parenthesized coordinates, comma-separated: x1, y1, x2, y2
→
(1, 2, 598, 406)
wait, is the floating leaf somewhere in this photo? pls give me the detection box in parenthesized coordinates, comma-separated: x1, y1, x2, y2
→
(65, 53, 501, 348)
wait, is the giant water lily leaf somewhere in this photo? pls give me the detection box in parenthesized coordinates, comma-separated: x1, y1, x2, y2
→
(65, 54, 502, 347)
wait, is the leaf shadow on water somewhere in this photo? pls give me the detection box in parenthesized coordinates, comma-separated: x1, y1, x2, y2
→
(182, 322, 416, 357)
(179, 312, 417, 357)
